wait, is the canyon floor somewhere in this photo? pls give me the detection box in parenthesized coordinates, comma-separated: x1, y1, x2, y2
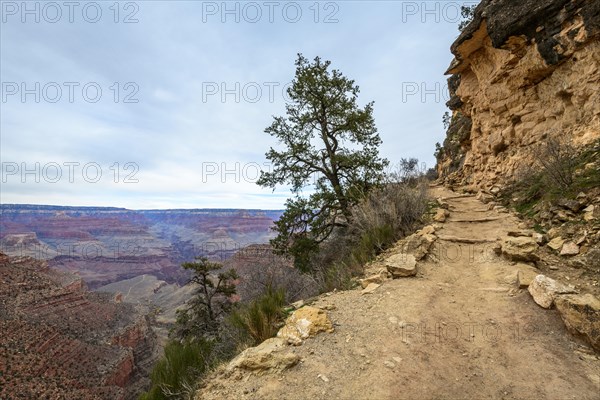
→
(197, 186, 600, 400)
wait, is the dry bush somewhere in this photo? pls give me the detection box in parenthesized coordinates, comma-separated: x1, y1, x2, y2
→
(534, 135, 577, 190)
(237, 263, 318, 304)
(232, 245, 319, 303)
(310, 178, 429, 291)
(351, 181, 429, 244)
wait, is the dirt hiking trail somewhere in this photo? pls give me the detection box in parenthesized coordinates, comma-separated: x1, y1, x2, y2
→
(198, 187, 600, 400)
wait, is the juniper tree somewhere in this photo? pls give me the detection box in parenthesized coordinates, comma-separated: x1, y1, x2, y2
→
(173, 257, 237, 340)
(257, 54, 388, 272)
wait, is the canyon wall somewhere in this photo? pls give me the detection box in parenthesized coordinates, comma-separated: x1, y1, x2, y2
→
(437, 0, 600, 188)
(0, 205, 282, 288)
(0, 254, 158, 399)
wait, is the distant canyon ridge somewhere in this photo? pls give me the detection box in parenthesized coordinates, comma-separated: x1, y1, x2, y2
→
(0, 204, 283, 289)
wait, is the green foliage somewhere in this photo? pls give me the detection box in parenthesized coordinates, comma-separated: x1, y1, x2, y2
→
(139, 339, 213, 400)
(573, 141, 600, 192)
(228, 286, 287, 346)
(434, 142, 444, 161)
(143, 259, 241, 399)
(442, 111, 451, 130)
(350, 224, 395, 266)
(458, 4, 477, 31)
(172, 257, 238, 340)
(257, 54, 388, 272)
(313, 178, 429, 292)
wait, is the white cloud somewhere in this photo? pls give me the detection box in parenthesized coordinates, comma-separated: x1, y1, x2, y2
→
(1, 1, 460, 209)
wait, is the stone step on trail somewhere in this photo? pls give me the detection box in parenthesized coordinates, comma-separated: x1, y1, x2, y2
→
(450, 208, 493, 213)
(448, 217, 502, 223)
(441, 194, 476, 200)
(436, 235, 499, 244)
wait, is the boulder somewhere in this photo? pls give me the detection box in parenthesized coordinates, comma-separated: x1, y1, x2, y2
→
(359, 269, 389, 289)
(436, 198, 450, 209)
(558, 199, 583, 213)
(528, 275, 577, 309)
(433, 209, 450, 222)
(547, 237, 565, 251)
(515, 264, 540, 288)
(228, 337, 300, 372)
(531, 232, 545, 245)
(360, 283, 381, 295)
(400, 233, 436, 261)
(476, 191, 495, 204)
(492, 242, 503, 256)
(559, 242, 580, 256)
(583, 205, 597, 221)
(502, 237, 539, 262)
(277, 306, 334, 345)
(555, 294, 600, 351)
(385, 254, 417, 278)
(418, 225, 436, 236)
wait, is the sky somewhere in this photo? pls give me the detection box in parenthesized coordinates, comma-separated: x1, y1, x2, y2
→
(0, 0, 479, 209)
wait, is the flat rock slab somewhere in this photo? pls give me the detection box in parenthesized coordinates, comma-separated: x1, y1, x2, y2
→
(359, 269, 389, 289)
(451, 217, 502, 223)
(555, 294, 600, 351)
(560, 242, 580, 256)
(515, 264, 540, 288)
(228, 337, 300, 372)
(502, 237, 539, 262)
(385, 254, 417, 277)
(547, 237, 565, 251)
(360, 283, 381, 295)
(437, 235, 497, 244)
(278, 306, 334, 345)
(528, 275, 577, 309)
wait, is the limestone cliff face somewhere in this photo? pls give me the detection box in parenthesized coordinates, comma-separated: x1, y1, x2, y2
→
(438, 0, 600, 187)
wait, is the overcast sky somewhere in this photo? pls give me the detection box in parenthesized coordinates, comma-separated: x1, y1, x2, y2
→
(1, 0, 478, 209)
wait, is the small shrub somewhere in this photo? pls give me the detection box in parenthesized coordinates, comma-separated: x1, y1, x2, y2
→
(501, 137, 599, 217)
(234, 247, 318, 304)
(311, 179, 429, 292)
(140, 339, 214, 400)
(458, 5, 477, 32)
(228, 286, 286, 346)
(534, 136, 577, 191)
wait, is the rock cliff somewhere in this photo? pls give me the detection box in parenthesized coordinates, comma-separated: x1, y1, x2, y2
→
(0, 253, 159, 399)
(0, 205, 283, 288)
(437, 0, 600, 187)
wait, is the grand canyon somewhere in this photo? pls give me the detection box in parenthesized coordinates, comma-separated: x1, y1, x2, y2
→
(2, 0, 599, 399)
(0, 205, 283, 288)
(0, 205, 283, 397)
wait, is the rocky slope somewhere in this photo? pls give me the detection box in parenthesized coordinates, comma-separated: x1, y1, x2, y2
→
(0, 253, 158, 399)
(437, 0, 600, 187)
(0, 205, 282, 288)
(195, 187, 600, 400)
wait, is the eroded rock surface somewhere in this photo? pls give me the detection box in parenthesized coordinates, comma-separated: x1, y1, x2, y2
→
(277, 306, 334, 346)
(437, 0, 600, 187)
(555, 294, 600, 351)
(0, 253, 158, 399)
(528, 274, 578, 308)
